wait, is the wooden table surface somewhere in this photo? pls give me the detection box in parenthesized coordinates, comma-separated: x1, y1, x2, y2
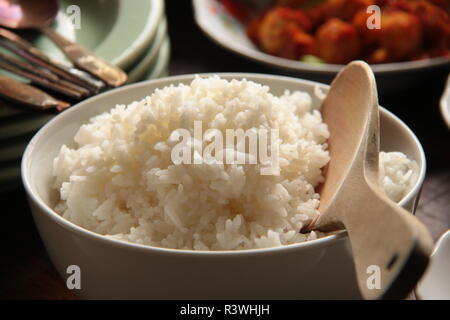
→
(1, 1, 449, 300)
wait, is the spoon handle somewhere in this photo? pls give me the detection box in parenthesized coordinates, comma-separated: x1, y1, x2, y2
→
(40, 27, 127, 87)
(0, 76, 69, 111)
(333, 183, 433, 300)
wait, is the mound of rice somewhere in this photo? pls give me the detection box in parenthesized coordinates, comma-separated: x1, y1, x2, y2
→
(53, 76, 418, 250)
(380, 151, 418, 202)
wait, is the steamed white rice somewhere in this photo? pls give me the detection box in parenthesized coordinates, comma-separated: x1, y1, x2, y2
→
(380, 151, 418, 202)
(53, 76, 418, 250)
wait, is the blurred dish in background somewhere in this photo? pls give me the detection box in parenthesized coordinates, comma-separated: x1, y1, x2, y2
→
(245, 0, 449, 65)
(193, 0, 450, 91)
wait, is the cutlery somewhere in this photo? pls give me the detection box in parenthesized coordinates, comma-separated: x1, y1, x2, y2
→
(0, 28, 104, 92)
(0, 52, 90, 99)
(0, 60, 86, 99)
(0, 0, 127, 87)
(0, 75, 69, 111)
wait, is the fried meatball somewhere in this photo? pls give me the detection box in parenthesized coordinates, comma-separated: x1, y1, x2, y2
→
(316, 18, 363, 63)
(379, 11, 423, 60)
(280, 25, 318, 59)
(412, 0, 450, 50)
(257, 7, 312, 55)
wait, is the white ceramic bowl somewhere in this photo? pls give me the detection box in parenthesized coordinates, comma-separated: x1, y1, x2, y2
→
(193, 0, 450, 93)
(22, 74, 426, 299)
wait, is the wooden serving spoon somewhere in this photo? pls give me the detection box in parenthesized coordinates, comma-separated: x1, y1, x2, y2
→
(301, 61, 433, 300)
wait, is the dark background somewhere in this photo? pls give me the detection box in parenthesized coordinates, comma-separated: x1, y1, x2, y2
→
(1, 1, 449, 299)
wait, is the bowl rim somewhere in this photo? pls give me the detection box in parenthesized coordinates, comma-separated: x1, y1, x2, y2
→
(192, 0, 450, 75)
(126, 18, 168, 82)
(108, 0, 165, 69)
(439, 74, 450, 130)
(21, 73, 427, 257)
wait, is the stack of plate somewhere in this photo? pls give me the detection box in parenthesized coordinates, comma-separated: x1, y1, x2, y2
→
(0, 0, 169, 192)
